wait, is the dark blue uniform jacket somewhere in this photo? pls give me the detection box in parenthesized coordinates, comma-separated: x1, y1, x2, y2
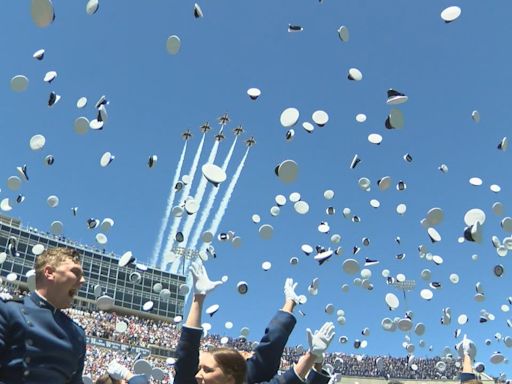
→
(0, 291, 86, 383)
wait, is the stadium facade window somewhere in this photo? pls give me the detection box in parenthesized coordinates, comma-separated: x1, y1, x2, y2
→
(0, 214, 186, 321)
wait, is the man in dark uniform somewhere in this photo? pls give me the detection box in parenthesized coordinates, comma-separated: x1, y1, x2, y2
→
(0, 247, 87, 383)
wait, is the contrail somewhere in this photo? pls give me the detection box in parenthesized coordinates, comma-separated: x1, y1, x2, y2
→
(188, 136, 238, 249)
(180, 137, 222, 248)
(161, 134, 206, 270)
(151, 141, 188, 267)
(202, 147, 250, 250)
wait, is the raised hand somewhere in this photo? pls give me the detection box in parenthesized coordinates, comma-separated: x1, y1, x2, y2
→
(190, 259, 223, 295)
(307, 322, 336, 357)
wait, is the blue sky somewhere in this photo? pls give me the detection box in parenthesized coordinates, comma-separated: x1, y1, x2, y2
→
(2, 0, 512, 378)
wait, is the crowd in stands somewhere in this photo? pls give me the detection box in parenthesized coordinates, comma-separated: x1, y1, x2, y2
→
(83, 345, 173, 383)
(3, 285, 461, 382)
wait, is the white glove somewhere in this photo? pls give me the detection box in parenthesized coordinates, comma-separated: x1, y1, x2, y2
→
(190, 259, 223, 295)
(284, 278, 301, 304)
(456, 334, 477, 360)
(314, 352, 325, 364)
(307, 322, 336, 357)
(107, 360, 130, 380)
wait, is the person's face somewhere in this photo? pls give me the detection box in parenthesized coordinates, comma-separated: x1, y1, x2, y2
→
(195, 352, 234, 384)
(45, 258, 85, 309)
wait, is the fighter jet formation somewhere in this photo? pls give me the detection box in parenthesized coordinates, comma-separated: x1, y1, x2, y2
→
(182, 130, 192, 140)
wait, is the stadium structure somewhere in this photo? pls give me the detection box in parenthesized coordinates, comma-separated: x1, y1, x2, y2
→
(0, 214, 186, 322)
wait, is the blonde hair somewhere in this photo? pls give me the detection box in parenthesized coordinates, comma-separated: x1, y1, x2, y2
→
(35, 247, 81, 284)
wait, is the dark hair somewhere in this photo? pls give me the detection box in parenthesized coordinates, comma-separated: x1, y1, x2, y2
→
(95, 374, 123, 384)
(211, 348, 247, 384)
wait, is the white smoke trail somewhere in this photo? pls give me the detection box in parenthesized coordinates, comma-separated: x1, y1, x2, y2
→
(150, 141, 188, 267)
(188, 137, 238, 249)
(161, 134, 206, 270)
(180, 138, 221, 248)
(202, 148, 249, 250)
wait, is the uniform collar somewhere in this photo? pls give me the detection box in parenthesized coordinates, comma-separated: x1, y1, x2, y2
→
(30, 291, 59, 314)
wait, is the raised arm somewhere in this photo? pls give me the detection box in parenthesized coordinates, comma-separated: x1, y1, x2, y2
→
(246, 278, 303, 383)
(456, 334, 478, 383)
(262, 321, 335, 384)
(174, 260, 223, 384)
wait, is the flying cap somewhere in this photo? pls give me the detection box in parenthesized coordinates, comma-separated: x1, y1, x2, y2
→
(441, 6, 462, 23)
(47, 195, 59, 208)
(142, 301, 154, 311)
(343, 259, 360, 274)
(387, 89, 408, 105)
(464, 208, 486, 226)
(86, 0, 99, 15)
(385, 293, 400, 310)
(302, 122, 314, 133)
(43, 70, 57, 83)
(30, 134, 46, 150)
(31, 0, 55, 28)
(202, 163, 227, 187)
(206, 304, 220, 316)
(280, 108, 300, 128)
(259, 224, 273, 240)
(96, 295, 114, 311)
(427, 227, 441, 243)
(247, 88, 261, 100)
(33, 48, 45, 60)
(11, 75, 29, 92)
(356, 113, 367, 123)
(133, 360, 153, 376)
(237, 281, 248, 294)
(368, 133, 383, 145)
(100, 152, 115, 167)
(426, 208, 444, 226)
(193, 3, 203, 18)
(312, 110, 329, 127)
(275, 160, 298, 183)
(498, 137, 509, 151)
(166, 35, 181, 54)
(7, 176, 21, 191)
(385, 109, 404, 129)
(337, 26, 349, 42)
(74, 117, 89, 134)
(119, 251, 135, 267)
(348, 68, 363, 81)
(262, 261, 272, 271)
